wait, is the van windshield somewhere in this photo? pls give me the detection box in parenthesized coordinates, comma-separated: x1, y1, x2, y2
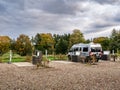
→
(91, 47, 101, 52)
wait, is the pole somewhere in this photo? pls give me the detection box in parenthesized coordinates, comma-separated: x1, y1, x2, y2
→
(9, 50, 12, 64)
(45, 49, 47, 58)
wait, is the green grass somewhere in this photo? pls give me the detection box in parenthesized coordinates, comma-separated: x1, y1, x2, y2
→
(0, 52, 26, 63)
(47, 54, 68, 61)
(0, 52, 68, 63)
(2, 57, 25, 63)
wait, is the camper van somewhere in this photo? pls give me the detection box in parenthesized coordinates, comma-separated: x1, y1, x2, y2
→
(68, 42, 102, 62)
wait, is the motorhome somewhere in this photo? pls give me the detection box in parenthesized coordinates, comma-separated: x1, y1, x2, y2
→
(68, 42, 102, 62)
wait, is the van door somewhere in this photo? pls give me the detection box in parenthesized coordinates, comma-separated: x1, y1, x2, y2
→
(74, 47, 81, 56)
(81, 47, 89, 57)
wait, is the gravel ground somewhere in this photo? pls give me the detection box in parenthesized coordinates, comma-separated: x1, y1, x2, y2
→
(0, 60, 120, 90)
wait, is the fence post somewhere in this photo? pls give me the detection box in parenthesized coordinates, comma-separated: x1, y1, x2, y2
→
(8, 50, 12, 64)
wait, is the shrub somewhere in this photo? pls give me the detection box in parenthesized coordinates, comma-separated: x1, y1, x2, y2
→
(25, 55, 32, 62)
(0, 57, 2, 63)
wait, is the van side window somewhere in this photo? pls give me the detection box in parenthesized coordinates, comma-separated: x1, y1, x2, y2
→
(74, 47, 79, 51)
(79, 47, 81, 51)
(69, 49, 72, 52)
(83, 47, 88, 52)
(91, 47, 101, 52)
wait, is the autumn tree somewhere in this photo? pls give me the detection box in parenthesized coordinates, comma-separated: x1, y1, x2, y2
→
(33, 33, 54, 54)
(0, 36, 11, 55)
(69, 29, 85, 48)
(93, 37, 110, 50)
(15, 34, 32, 56)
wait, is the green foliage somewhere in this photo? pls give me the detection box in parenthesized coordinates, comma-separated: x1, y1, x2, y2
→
(109, 29, 120, 53)
(55, 38, 68, 54)
(53, 34, 70, 54)
(85, 39, 91, 43)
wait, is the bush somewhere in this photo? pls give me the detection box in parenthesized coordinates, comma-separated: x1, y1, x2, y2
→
(0, 57, 2, 63)
(47, 54, 67, 61)
(25, 55, 32, 62)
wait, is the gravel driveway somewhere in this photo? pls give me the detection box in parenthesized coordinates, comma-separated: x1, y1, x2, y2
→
(0, 60, 120, 90)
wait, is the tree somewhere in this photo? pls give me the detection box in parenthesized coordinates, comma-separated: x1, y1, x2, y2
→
(85, 39, 91, 43)
(33, 33, 43, 51)
(110, 29, 120, 53)
(93, 37, 110, 50)
(53, 34, 70, 54)
(0, 36, 11, 55)
(55, 38, 68, 54)
(15, 34, 32, 56)
(40, 33, 54, 54)
(33, 33, 54, 54)
(69, 29, 85, 48)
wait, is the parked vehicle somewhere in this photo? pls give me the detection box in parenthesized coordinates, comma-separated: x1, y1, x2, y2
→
(68, 42, 103, 62)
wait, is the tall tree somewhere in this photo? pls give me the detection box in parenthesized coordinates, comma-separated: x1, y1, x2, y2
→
(33, 33, 43, 50)
(53, 34, 70, 54)
(69, 29, 85, 48)
(40, 33, 54, 54)
(15, 34, 32, 56)
(110, 29, 120, 53)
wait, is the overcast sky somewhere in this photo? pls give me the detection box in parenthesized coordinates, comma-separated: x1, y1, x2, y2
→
(0, 0, 120, 39)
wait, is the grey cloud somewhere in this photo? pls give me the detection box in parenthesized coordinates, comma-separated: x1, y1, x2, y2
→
(0, 3, 6, 15)
(92, 0, 120, 4)
(0, 0, 24, 12)
(26, 0, 85, 15)
(41, 0, 75, 15)
(112, 12, 120, 22)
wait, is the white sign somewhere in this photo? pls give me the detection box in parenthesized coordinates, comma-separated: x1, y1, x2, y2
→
(103, 51, 110, 55)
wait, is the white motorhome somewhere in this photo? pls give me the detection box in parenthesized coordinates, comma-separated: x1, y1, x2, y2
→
(68, 42, 103, 62)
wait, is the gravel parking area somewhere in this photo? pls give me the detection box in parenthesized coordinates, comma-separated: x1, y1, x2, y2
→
(0, 60, 120, 90)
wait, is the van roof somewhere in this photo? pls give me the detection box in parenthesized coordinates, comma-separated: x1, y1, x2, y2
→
(72, 42, 101, 48)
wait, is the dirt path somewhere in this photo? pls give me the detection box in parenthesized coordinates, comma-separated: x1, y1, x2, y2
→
(0, 60, 120, 90)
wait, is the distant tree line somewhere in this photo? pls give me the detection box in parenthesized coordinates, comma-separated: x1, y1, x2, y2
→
(0, 29, 120, 56)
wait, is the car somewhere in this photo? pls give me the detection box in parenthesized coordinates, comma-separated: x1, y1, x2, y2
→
(68, 42, 103, 62)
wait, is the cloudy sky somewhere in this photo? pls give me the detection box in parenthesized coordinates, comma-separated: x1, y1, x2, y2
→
(0, 0, 120, 39)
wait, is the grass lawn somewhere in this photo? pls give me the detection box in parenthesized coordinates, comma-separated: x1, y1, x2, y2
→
(0, 51, 68, 63)
(0, 52, 27, 63)
(47, 54, 68, 61)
